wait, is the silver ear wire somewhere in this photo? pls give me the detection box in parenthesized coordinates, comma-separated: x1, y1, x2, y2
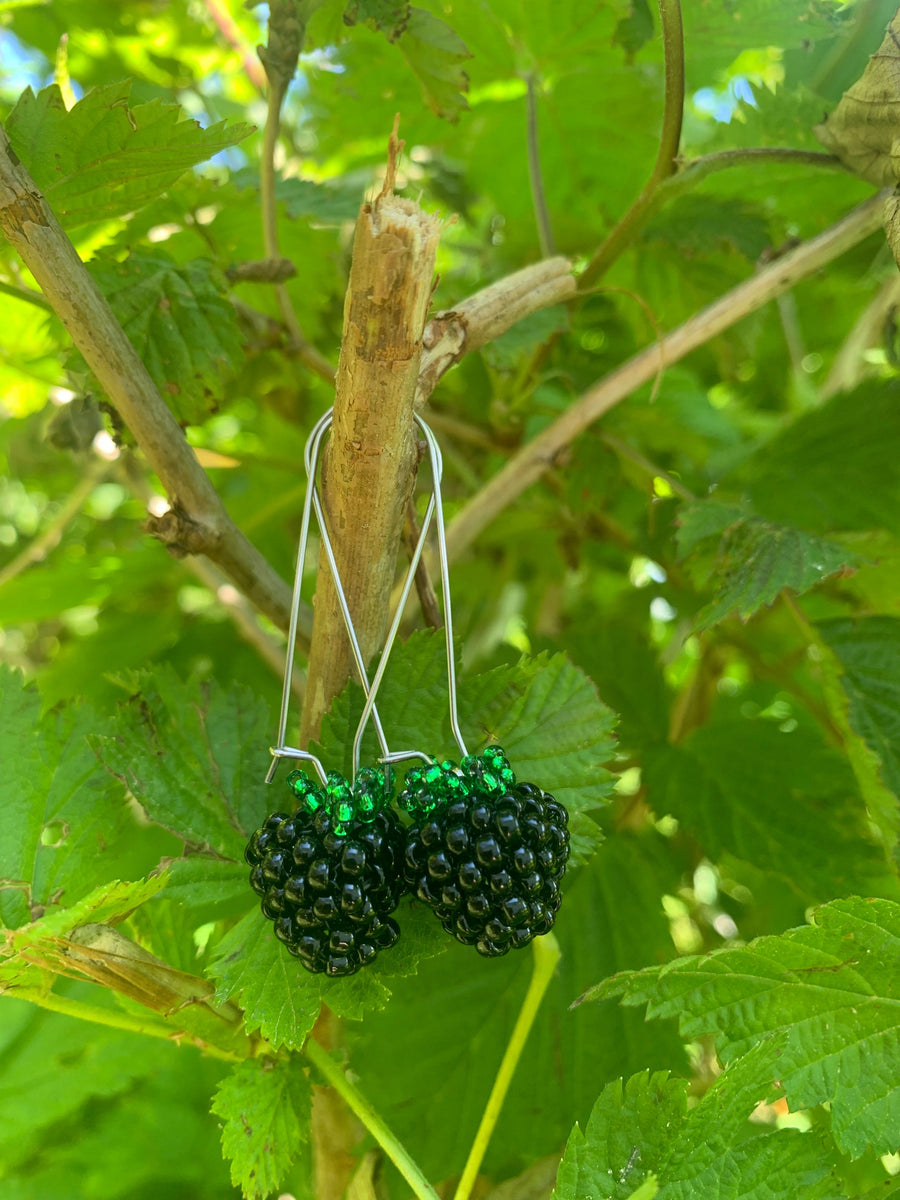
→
(267, 409, 467, 788)
(351, 415, 468, 775)
(267, 410, 390, 785)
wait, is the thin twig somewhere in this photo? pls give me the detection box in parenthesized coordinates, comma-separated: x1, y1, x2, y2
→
(580, 0, 684, 288)
(661, 148, 846, 205)
(303, 1038, 441, 1200)
(601, 432, 695, 501)
(404, 496, 442, 628)
(0, 277, 52, 310)
(446, 192, 886, 562)
(202, 0, 268, 93)
(821, 271, 900, 399)
(258, 21, 337, 386)
(120, 458, 301, 691)
(452, 934, 561, 1200)
(526, 74, 555, 258)
(0, 457, 109, 589)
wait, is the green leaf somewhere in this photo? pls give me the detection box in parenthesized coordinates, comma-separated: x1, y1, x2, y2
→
(472, 652, 618, 865)
(818, 616, 900, 803)
(555, 1044, 837, 1200)
(209, 902, 447, 1050)
(92, 667, 273, 860)
(345, 3, 471, 120)
(0, 668, 176, 930)
(735, 382, 900, 537)
(676, 500, 859, 630)
(5, 81, 253, 228)
(82, 250, 244, 426)
(591, 896, 900, 1159)
(0, 991, 176, 1173)
(0, 666, 50, 928)
(814, 14, 900, 185)
(6, 874, 168, 954)
(208, 910, 323, 1051)
(682, 0, 841, 84)
(613, 0, 654, 60)
(349, 831, 684, 1182)
(643, 717, 899, 904)
(211, 1056, 312, 1200)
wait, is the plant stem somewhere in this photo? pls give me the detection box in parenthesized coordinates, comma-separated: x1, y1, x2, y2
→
(0, 277, 52, 309)
(445, 191, 886, 563)
(303, 1037, 441, 1200)
(0, 457, 109, 589)
(526, 73, 555, 258)
(580, 0, 684, 288)
(452, 933, 561, 1200)
(658, 148, 845, 209)
(259, 49, 336, 386)
(10, 986, 243, 1062)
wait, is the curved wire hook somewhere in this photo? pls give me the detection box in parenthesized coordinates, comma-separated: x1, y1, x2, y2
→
(351, 414, 468, 775)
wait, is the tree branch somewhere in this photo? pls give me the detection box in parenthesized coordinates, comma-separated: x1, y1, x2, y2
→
(446, 192, 886, 561)
(258, 3, 337, 386)
(526, 73, 555, 257)
(0, 457, 109, 589)
(299, 124, 443, 744)
(0, 123, 303, 640)
(416, 256, 576, 406)
(580, 0, 684, 288)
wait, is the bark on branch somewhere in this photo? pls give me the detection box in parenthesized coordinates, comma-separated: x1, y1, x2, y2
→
(416, 256, 576, 407)
(446, 191, 887, 561)
(0, 126, 298, 637)
(299, 137, 442, 744)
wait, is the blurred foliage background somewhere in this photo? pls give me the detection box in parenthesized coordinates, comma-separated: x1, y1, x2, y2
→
(2, 1, 900, 1197)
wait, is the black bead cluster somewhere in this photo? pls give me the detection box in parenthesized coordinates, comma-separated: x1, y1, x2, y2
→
(246, 747, 570, 974)
(400, 747, 570, 958)
(244, 767, 405, 977)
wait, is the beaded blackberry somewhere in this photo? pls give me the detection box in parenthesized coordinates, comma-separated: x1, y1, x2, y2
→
(400, 746, 569, 957)
(245, 766, 406, 977)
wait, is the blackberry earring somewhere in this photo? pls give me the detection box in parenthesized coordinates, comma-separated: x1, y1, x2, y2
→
(370, 422, 572, 959)
(246, 409, 436, 977)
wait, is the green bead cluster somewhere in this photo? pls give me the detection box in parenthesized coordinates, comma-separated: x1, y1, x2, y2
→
(398, 745, 517, 817)
(287, 763, 391, 834)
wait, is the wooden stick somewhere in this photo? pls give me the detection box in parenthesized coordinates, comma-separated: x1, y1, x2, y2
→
(299, 122, 442, 743)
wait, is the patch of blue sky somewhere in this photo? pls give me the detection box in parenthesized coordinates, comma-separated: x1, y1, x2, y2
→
(693, 76, 758, 124)
(0, 28, 52, 97)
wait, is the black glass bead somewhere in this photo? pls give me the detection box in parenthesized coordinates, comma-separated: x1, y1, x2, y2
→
(489, 870, 513, 896)
(307, 859, 331, 890)
(475, 836, 503, 866)
(262, 851, 285, 882)
(427, 851, 452, 881)
(495, 811, 520, 840)
(445, 825, 469, 854)
(458, 861, 482, 891)
(342, 844, 367, 875)
(273, 916, 294, 944)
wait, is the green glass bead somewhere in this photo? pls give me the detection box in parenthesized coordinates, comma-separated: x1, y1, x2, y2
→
(335, 798, 355, 826)
(326, 771, 352, 805)
(287, 769, 315, 795)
